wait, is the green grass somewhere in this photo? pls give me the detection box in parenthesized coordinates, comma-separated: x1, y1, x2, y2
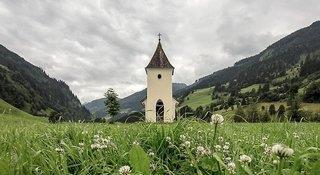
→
(0, 119, 319, 174)
(0, 99, 46, 124)
(240, 84, 263, 93)
(180, 87, 213, 109)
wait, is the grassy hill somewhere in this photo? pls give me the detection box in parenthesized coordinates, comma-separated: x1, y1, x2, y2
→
(0, 44, 91, 121)
(0, 99, 46, 125)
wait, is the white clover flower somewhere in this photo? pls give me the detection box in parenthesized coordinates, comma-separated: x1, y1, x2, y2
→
(133, 141, 140, 146)
(218, 137, 224, 142)
(211, 114, 224, 124)
(180, 135, 186, 141)
(214, 145, 221, 151)
(165, 137, 171, 142)
(196, 146, 211, 156)
(90, 143, 100, 149)
(79, 142, 84, 147)
(148, 152, 155, 156)
(223, 145, 229, 150)
(119, 165, 131, 175)
(227, 162, 236, 174)
(272, 160, 279, 164)
(293, 132, 299, 139)
(239, 154, 252, 163)
(271, 144, 294, 157)
(260, 143, 267, 148)
(196, 146, 206, 155)
(262, 136, 268, 142)
(181, 141, 191, 148)
(55, 148, 64, 153)
(264, 146, 272, 156)
(184, 141, 191, 148)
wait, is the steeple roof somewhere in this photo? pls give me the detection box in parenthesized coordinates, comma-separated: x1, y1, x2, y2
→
(146, 41, 174, 70)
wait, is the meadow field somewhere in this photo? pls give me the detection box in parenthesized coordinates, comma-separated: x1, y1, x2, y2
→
(1, 108, 319, 175)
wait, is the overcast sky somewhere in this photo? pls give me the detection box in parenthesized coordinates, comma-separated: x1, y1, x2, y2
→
(0, 0, 319, 103)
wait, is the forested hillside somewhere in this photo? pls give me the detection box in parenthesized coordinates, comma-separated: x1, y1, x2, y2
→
(175, 21, 320, 122)
(0, 44, 91, 121)
(176, 21, 320, 101)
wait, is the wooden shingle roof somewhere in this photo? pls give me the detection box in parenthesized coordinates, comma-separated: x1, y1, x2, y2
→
(146, 41, 174, 71)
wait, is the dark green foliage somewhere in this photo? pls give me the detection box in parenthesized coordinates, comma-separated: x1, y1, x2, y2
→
(178, 105, 194, 118)
(48, 111, 62, 123)
(246, 103, 259, 122)
(277, 105, 286, 121)
(269, 104, 276, 115)
(261, 111, 271, 122)
(0, 44, 91, 121)
(194, 106, 204, 118)
(303, 81, 320, 102)
(234, 106, 246, 122)
(287, 97, 302, 121)
(300, 55, 320, 76)
(104, 88, 120, 118)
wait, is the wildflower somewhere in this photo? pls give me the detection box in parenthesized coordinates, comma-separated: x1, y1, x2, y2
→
(79, 142, 84, 147)
(91, 135, 116, 150)
(196, 146, 205, 155)
(227, 162, 236, 174)
(272, 160, 279, 164)
(271, 144, 294, 157)
(180, 135, 186, 141)
(264, 146, 272, 156)
(180, 141, 191, 148)
(133, 141, 140, 146)
(148, 152, 155, 156)
(225, 157, 231, 161)
(196, 146, 211, 156)
(165, 137, 171, 142)
(211, 114, 224, 124)
(214, 145, 221, 151)
(293, 132, 299, 139)
(239, 154, 252, 163)
(55, 148, 64, 153)
(218, 136, 224, 142)
(119, 165, 131, 175)
(223, 145, 229, 150)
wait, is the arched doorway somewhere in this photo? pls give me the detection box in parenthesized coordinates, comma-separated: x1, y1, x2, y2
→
(156, 100, 164, 122)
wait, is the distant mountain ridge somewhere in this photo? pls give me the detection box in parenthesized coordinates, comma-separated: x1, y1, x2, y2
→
(84, 83, 187, 118)
(175, 21, 320, 97)
(0, 44, 91, 121)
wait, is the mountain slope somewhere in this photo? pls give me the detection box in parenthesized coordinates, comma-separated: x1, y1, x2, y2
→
(85, 83, 187, 118)
(175, 21, 320, 97)
(0, 44, 91, 121)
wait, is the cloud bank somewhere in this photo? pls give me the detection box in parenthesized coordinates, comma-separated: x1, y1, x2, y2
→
(0, 0, 319, 102)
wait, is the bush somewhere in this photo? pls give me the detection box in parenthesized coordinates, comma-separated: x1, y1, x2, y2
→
(48, 111, 62, 123)
(234, 106, 246, 122)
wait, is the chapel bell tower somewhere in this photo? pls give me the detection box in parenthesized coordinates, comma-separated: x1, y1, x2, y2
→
(142, 34, 178, 122)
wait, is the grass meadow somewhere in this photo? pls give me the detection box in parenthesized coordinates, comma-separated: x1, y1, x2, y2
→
(1, 112, 319, 174)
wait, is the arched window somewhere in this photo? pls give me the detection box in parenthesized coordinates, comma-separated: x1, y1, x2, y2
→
(156, 99, 164, 122)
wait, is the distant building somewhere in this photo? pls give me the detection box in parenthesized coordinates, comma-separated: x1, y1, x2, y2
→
(142, 34, 178, 122)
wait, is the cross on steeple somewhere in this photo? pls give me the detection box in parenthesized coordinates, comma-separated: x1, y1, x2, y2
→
(157, 33, 162, 42)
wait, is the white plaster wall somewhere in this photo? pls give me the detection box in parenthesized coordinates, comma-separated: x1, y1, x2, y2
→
(145, 68, 175, 122)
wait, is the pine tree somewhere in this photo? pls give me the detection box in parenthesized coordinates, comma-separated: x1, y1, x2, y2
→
(104, 88, 120, 118)
(269, 104, 276, 115)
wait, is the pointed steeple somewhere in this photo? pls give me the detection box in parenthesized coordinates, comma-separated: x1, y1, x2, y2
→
(146, 37, 174, 72)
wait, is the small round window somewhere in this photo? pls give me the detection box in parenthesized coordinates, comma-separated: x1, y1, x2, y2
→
(157, 74, 162, 79)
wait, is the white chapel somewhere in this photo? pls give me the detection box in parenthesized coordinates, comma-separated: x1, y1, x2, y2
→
(142, 35, 178, 122)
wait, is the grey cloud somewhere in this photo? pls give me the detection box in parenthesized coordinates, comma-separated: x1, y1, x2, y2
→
(0, 0, 319, 103)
